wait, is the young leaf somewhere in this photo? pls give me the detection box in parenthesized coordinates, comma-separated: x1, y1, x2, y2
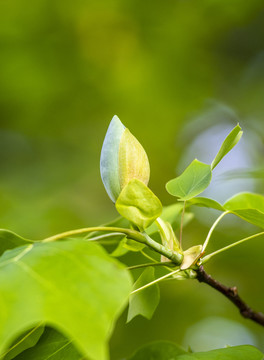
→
(127, 267, 160, 322)
(166, 160, 212, 201)
(211, 124, 243, 170)
(0, 240, 132, 360)
(12, 327, 81, 360)
(224, 192, 264, 228)
(127, 341, 187, 359)
(116, 179, 162, 231)
(186, 197, 225, 211)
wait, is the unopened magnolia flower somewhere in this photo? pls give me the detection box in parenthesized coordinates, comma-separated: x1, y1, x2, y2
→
(100, 115, 150, 202)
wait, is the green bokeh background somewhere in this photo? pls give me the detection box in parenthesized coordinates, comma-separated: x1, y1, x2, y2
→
(1, 1, 264, 359)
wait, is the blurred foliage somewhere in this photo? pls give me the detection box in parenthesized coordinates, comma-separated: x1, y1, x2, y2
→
(1, 0, 264, 359)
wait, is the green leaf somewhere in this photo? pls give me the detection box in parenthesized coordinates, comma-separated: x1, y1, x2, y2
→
(224, 192, 264, 228)
(116, 179, 162, 231)
(186, 197, 225, 211)
(3, 326, 44, 360)
(177, 345, 263, 360)
(127, 267, 160, 322)
(0, 230, 33, 257)
(166, 160, 212, 201)
(12, 327, 81, 360)
(127, 341, 187, 359)
(0, 240, 132, 360)
(224, 192, 264, 212)
(211, 124, 243, 170)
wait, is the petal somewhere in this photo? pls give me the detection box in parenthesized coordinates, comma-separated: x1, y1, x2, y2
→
(118, 129, 150, 189)
(100, 115, 125, 202)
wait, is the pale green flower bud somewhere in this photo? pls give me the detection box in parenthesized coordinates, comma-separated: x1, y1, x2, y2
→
(100, 115, 150, 202)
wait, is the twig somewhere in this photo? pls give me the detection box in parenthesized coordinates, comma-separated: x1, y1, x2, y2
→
(196, 266, 264, 327)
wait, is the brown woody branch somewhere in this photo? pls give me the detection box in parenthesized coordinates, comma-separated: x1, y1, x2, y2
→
(196, 266, 264, 327)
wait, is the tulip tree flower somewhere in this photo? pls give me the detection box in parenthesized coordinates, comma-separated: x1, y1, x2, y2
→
(100, 116, 162, 231)
(100, 115, 150, 202)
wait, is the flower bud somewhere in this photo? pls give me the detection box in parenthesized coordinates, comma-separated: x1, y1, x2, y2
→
(100, 115, 150, 202)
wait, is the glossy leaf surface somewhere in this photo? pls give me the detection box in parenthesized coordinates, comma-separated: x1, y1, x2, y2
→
(166, 160, 212, 201)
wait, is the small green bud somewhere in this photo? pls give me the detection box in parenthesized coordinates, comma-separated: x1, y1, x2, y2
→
(100, 116, 150, 202)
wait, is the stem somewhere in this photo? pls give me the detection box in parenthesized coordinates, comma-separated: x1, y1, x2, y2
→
(43, 227, 183, 265)
(201, 231, 264, 264)
(131, 268, 181, 294)
(43, 227, 145, 243)
(202, 211, 230, 252)
(197, 266, 264, 327)
(179, 201, 186, 248)
(86, 232, 125, 242)
(142, 232, 183, 264)
(126, 261, 174, 270)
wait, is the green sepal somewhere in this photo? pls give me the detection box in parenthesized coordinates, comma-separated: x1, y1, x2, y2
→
(116, 179, 162, 231)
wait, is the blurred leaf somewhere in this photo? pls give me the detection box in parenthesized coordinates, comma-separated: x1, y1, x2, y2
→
(111, 238, 145, 257)
(123, 239, 145, 252)
(116, 179, 162, 231)
(224, 192, 264, 228)
(127, 341, 187, 359)
(3, 326, 44, 360)
(127, 267, 159, 322)
(211, 124, 243, 170)
(224, 192, 264, 211)
(128, 342, 263, 360)
(166, 160, 212, 201)
(181, 245, 202, 270)
(186, 197, 225, 211)
(0, 239, 132, 360)
(0, 230, 33, 257)
(12, 327, 81, 360)
(177, 345, 263, 360)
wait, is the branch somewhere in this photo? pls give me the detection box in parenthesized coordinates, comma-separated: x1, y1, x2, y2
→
(196, 266, 264, 327)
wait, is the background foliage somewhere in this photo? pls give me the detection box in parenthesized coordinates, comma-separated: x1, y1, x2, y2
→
(0, 1, 264, 359)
